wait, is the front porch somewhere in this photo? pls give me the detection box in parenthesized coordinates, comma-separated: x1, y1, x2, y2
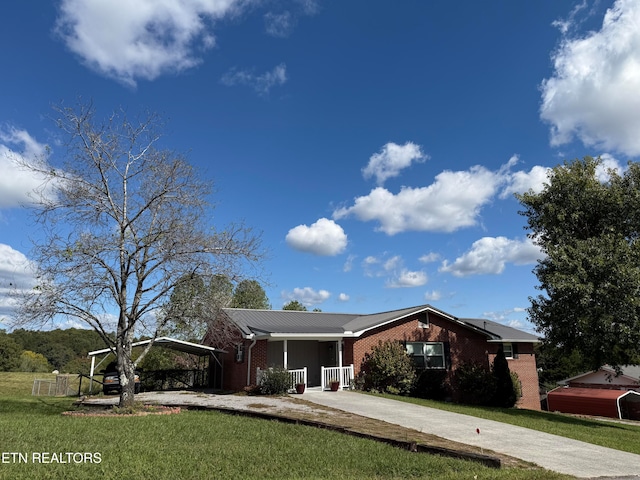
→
(257, 364, 354, 391)
(254, 337, 354, 391)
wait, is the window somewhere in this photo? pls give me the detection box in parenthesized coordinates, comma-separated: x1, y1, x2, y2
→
(406, 342, 445, 369)
(235, 344, 245, 363)
(503, 343, 513, 359)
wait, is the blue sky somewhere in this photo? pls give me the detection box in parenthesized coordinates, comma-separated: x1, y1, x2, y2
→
(2, 0, 640, 333)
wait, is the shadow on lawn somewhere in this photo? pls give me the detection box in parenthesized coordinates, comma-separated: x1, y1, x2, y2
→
(0, 396, 74, 416)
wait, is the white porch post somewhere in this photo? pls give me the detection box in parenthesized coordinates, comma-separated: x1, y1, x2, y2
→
(283, 339, 288, 369)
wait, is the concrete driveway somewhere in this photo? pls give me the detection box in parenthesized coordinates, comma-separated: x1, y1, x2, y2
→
(300, 390, 640, 479)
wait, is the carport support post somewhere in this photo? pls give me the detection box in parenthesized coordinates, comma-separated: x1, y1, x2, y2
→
(89, 355, 96, 394)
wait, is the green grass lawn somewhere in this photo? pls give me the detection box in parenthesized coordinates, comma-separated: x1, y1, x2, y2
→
(366, 392, 640, 456)
(0, 373, 570, 480)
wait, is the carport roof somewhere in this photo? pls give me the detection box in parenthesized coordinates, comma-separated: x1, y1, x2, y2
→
(88, 337, 226, 357)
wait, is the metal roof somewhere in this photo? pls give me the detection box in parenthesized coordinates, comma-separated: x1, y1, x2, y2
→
(461, 318, 541, 343)
(222, 305, 539, 342)
(88, 336, 226, 357)
(559, 365, 640, 385)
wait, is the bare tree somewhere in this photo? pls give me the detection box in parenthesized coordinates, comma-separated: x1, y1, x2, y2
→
(14, 102, 262, 407)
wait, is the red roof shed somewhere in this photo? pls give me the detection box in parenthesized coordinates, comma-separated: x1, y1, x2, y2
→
(547, 387, 640, 420)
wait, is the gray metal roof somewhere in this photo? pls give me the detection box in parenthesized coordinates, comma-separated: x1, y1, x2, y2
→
(461, 318, 541, 343)
(222, 305, 539, 342)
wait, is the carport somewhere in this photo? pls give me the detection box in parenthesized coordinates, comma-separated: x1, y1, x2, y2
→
(88, 337, 226, 392)
(547, 387, 640, 420)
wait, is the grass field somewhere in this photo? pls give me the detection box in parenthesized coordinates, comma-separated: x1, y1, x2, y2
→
(368, 393, 640, 456)
(0, 373, 573, 480)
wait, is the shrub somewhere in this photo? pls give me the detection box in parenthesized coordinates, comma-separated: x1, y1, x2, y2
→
(492, 345, 516, 408)
(510, 371, 522, 402)
(412, 369, 449, 400)
(453, 361, 496, 406)
(19, 350, 52, 373)
(359, 340, 416, 395)
(259, 367, 291, 395)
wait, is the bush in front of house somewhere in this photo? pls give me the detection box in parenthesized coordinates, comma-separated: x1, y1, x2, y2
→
(453, 361, 496, 406)
(412, 369, 449, 401)
(358, 340, 416, 395)
(259, 366, 292, 395)
(492, 345, 517, 408)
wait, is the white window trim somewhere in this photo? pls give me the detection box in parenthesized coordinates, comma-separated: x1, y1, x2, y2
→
(406, 341, 445, 369)
(503, 342, 513, 359)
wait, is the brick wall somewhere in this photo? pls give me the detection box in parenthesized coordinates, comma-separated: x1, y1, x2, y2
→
(353, 311, 541, 410)
(487, 343, 540, 410)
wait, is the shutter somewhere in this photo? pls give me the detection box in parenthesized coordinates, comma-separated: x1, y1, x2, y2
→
(513, 343, 519, 360)
(443, 342, 452, 370)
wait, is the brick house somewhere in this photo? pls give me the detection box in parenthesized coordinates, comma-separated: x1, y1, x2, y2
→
(205, 304, 541, 410)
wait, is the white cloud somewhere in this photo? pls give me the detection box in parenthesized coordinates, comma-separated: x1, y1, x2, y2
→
(541, 0, 640, 156)
(440, 237, 542, 277)
(55, 0, 245, 87)
(220, 63, 288, 96)
(281, 287, 331, 307)
(264, 12, 294, 37)
(286, 218, 348, 256)
(338, 293, 350, 302)
(362, 142, 427, 186)
(334, 164, 507, 235)
(386, 269, 427, 288)
(501, 165, 551, 198)
(0, 128, 53, 208)
(419, 252, 440, 263)
(0, 244, 38, 320)
(343, 254, 356, 272)
(595, 153, 626, 181)
(424, 290, 442, 302)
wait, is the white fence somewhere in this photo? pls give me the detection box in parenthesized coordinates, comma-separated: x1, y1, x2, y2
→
(321, 365, 354, 391)
(256, 367, 307, 391)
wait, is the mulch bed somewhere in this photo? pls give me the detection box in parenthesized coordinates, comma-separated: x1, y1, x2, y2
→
(62, 405, 181, 417)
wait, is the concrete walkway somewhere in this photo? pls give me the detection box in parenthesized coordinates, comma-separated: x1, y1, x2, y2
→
(300, 390, 640, 479)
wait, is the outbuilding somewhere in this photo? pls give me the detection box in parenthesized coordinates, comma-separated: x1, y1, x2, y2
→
(547, 387, 640, 420)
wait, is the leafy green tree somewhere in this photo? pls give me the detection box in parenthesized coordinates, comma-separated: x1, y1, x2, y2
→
(231, 280, 270, 309)
(282, 300, 307, 311)
(163, 274, 234, 341)
(517, 157, 640, 370)
(0, 333, 22, 371)
(19, 350, 52, 373)
(358, 340, 416, 395)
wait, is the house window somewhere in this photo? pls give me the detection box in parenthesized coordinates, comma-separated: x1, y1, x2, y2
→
(406, 342, 445, 369)
(503, 343, 513, 359)
(235, 344, 245, 363)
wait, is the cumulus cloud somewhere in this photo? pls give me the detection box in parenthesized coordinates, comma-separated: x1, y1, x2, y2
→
(362, 254, 426, 288)
(386, 269, 428, 288)
(338, 293, 350, 302)
(0, 244, 38, 320)
(55, 0, 245, 87)
(595, 153, 626, 181)
(419, 252, 440, 264)
(424, 290, 442, 302)
(540, 0, 640, 156)
(334, 164, 508, 235)
(221, 63, 288, 95)
(362, 142, 427, 186)
(286, 218, 348, 256)
(0, 128, 53, 208)
(440, 237, 542, 277)
(281, 287, 330, 307)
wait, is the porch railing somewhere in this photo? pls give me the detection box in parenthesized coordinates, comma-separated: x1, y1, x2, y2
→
(256, 367, 307, 390)
(321, 364, 354, 391)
